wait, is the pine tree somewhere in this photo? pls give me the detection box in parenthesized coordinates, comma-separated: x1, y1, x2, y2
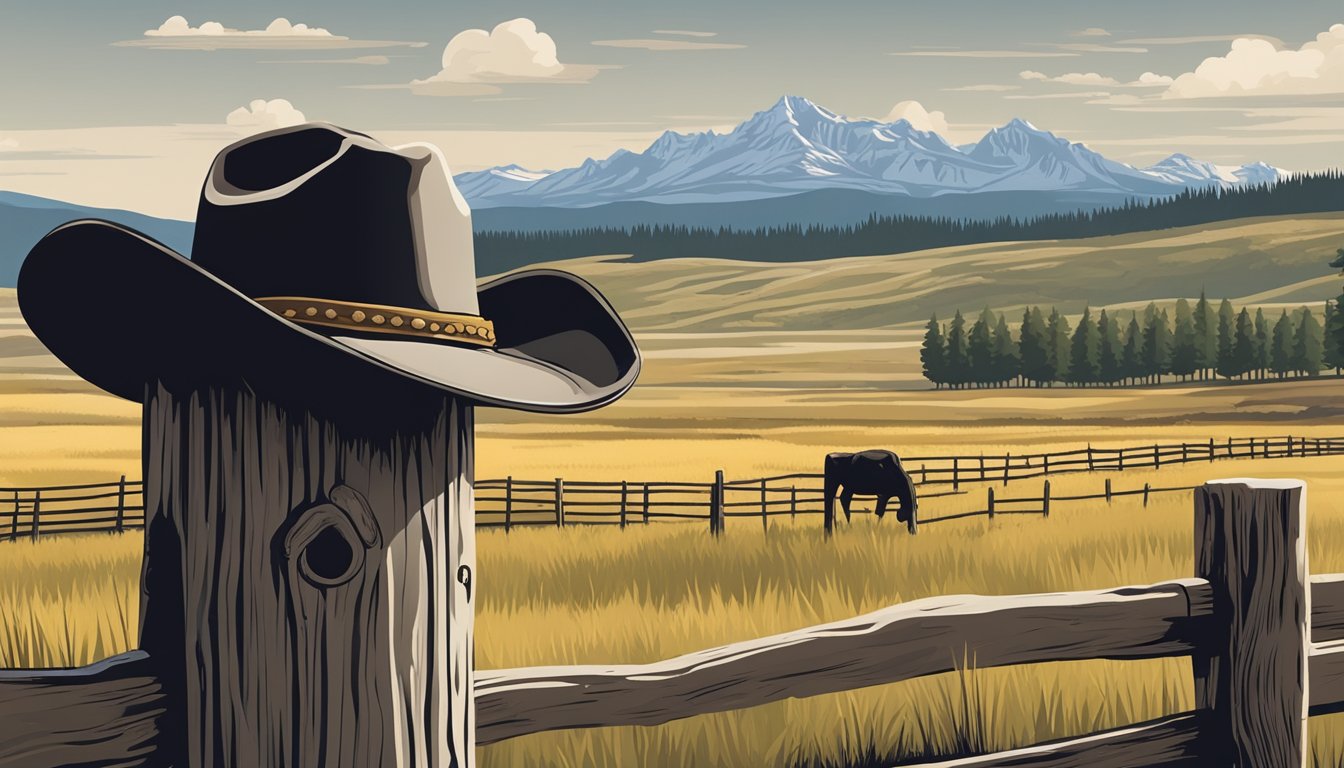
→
(1170, 298, 1198, 380)
(992, 313, 1019, 386)
(1019, 307, 1051, 387)
(1254, 308, 1271, 380)
(1046, 308, 1072, 385)
(1121, 313, 1144, 385)
(968, 308, 995, 387)
(1231, 308, 1256, 379)
(1069, 307, 1101, 384)
(1193, 292, 1217, 380)
(1215, 299, 1236, 379)
(1097, 309, 1123, 384)
(945, 310, 969, 388)
(1271, 310, 1294, 378)
(1143, 305, 1173, 383)
(921, 314, 946, 388)
(1293, 307, 1324, 376)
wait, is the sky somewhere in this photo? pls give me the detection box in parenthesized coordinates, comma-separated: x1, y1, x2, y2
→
(0, 1, 1341, 218)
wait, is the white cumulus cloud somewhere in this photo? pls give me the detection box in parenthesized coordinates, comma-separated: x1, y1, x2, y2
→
(226, 99, 307, 131)
(118, 15, 424, 51)
(1073, 27, 1112, 38)
(1022, 69, 1175, 88)
(411, 18, 598, 95)
(1165, 23, 1344, 98)
(882, 100, 949, 134)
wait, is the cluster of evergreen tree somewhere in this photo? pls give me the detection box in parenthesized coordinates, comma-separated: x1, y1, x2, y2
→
(921, 293, 1344, 389)
(475, 171, 1344, 267)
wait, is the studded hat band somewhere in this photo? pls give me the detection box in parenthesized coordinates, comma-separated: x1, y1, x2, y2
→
(256, 296, 497, 348)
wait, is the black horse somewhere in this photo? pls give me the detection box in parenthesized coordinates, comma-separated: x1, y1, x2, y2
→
(824, 450, 918, 524)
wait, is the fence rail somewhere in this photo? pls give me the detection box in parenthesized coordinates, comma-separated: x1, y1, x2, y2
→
(5, 434, 1343, 541)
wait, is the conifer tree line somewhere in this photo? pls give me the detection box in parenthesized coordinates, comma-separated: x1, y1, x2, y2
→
(921, 293, 1344, 388)
(475, 171, 1344, 271)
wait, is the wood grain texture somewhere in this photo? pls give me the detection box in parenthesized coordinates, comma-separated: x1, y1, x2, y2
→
(1193, 479, 1308, 768)
(474, 578, 1213, 743)
(899, 712, 1205, 768)
(1311, 574, 1344, 643)
(0, 651, 166, 768)
(1308, 640, 1344, 715)
(138, 381, 474, 768)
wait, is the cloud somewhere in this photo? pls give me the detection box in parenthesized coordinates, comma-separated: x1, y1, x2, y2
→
(225, 98, 306, 131)
(1053, 43, 1148, 54)
(411, 18, 599, 96)
(890, 49, 1078, 58)
(264, 55, 390, 65)
(591, 38, 744, 51)
(1073, 27, 1111, 38)
(117, 15, 425, 51)
(651, 29, 718, 38)
(0, 137, 17, 151)
(1022, 69, 1175, 88)
(882, 100, 949, 134)
(1164, 24, 1344, 98)
(1136, 72, 1175, 86)
(1119, 33, 1283, 46)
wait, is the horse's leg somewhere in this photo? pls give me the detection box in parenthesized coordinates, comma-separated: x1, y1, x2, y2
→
(824, 469, 841, 527)
(874, 495, 889, 520)
(896, 481, 916, 524)
(840, 489, 854, 522)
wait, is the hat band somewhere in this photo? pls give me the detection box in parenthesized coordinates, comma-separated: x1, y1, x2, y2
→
(256, 296, 496, 348)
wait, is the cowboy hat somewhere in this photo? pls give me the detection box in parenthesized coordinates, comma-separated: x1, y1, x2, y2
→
(18, 123, 640, 412)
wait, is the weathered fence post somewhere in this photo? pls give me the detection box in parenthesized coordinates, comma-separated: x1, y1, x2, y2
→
(1209, 437, 1215, 461)
(710, 470, 725, 537)
(1003, 453, 1010, 486)
(115, 475, 127, 533)
(789, 485, 796, 521)
(29, 490, 39, 542)
(987, 487, 995, 519)
(760, 479, 768, 533)
(979, 455, 986, 482)
(1181, 443, 1188, 464)
(8, 490, 17, 541)
(952, 458, 960, 491)
(1043, 454, 1050, 475)
(1117, 448, 1124, 472)
(1153, 443, 1160, 468)
(1193, 479, 1308, 767)
(620, 480, 628, 530)
(1105, 478, 1112, 504)
(642, 483, 650, 525)
(1143, 482, 1151, 507)
(504, 476, 513, 533)
(1042, 480, 1050, 518)
(1225, 436, 1232, 458)
(555, 477, 565, 528)
(1087, 444, 1094, 471)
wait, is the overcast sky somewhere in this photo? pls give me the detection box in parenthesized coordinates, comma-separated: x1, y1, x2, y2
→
(1, 1, 1341, 218)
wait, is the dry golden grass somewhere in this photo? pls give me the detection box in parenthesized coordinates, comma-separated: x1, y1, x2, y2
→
(5, 448, 1344, 766)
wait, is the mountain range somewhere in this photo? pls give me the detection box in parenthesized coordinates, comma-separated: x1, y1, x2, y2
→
(455, 96, 1285, 213)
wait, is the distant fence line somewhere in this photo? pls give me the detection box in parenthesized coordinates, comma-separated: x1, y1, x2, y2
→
(3, 434, 1342, 541)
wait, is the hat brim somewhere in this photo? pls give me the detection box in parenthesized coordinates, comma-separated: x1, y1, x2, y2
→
(18, 220, 640, 413)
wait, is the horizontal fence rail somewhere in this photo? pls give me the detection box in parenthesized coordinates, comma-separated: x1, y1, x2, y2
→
(4, 434, 1343, 541)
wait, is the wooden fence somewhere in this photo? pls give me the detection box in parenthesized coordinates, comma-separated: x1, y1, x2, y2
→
(5, 434, 1342, 541)
(4, 479, 1338, 766)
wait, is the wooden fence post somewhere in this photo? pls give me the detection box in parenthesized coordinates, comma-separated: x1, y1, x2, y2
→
(1042, 480, 1050, 518)
(1153, 443, 1160, 468)
(710, 470, 725, 537)
(1105, 478, 1112, 504)
(642, 483, 650, 525)
(790, 485, 796, 521)
(1003, 453, 1010, 486)
(1193, 479, 1308, 767)
(504, 476, 513, 533)
(987, 487, 995, 519)
(29, 490, 40, 541)
(1044, 454, 1050, 475)
(952, 458, 960, 491)
(1087, 444, 1094, 471)
(1143, 482, 1150, 507)
(9, 490, 17, 541)
(115, 475, 127, 533)
(760, 479, 768, 533)
(620, 480, 628, 530)
(555, 477, 565, 528)
(1181, 443, 1188, 464)
(1117, 448, 1124, 472)
(920, 464, 927, 484)
(1209, 437, 1215, 462)
(979, 455, 986, 482)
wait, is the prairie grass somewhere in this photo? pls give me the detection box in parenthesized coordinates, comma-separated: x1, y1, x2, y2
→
(4, 449, 1344, 765)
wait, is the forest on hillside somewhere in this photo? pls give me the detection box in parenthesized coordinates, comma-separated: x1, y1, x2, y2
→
(475, 171, 1344, 266)
(920, 292, 1344, 389)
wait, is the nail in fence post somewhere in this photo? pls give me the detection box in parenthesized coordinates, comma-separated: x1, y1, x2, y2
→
(987, 487, 995, 519)
(620, 480, 628, 530)
(760, 478, 768, 534)
(555, 477, 565, 528)
(1042, 480, 1050, 518)
(504, 476, 513, 533)
(642, 483, 650, 525)
(30, 489, 40, 541)
(1193, 479, 1308, 766)
(115, 475, 127, 533)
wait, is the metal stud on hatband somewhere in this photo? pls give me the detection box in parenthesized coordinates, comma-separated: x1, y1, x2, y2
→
(390, 316, 404, 327)
(430, 323, 441, 332)
(466, 325, 477, 335)
(283, 309, 297, 318)
(305, 307, 318, 317)
(372, 314, 385, 325)
(352, 310, 366, 323)
(411, 318, 427, 330)
(324, 309, 338, 320)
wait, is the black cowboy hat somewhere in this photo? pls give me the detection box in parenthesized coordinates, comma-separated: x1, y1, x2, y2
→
(18, 123, 640, 412)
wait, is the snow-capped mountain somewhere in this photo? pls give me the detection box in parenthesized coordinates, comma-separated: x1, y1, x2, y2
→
(455, 96, 1285, 209)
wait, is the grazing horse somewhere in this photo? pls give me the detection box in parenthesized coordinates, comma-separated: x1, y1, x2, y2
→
(824, 450, 919, 524)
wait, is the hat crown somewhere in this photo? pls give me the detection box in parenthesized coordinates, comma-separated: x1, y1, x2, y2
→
(192, 124, 478, 316)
